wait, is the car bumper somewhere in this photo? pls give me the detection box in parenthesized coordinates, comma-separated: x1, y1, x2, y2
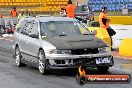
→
(45, 52, 114, 69)
(46, 52, 112, 60)
(48, 61, 114, 69)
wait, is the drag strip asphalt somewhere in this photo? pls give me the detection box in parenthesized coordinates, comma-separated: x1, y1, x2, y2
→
(0, 39, 131, 88)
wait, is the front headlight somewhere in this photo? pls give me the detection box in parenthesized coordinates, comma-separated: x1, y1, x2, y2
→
(98, 47, 110, 53)
(50, 49, 71, 54)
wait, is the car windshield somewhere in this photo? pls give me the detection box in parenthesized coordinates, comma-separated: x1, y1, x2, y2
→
(40, 21, 91, 37)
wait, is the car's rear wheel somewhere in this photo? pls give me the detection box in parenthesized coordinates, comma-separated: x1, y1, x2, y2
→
(97, 66, 109, 73)
(15, 47, 25, 67)
(38, 50, 47, 75)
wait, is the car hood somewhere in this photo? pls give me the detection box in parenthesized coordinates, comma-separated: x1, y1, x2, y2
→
(45, 35, 107, 49)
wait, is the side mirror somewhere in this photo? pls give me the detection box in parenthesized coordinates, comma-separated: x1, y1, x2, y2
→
(29, 33, 38, 38)
(91, 30, 97, 35)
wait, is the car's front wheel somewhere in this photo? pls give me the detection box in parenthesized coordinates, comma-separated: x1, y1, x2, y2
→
(15, 47, 25, 67)
(97, 66, 109, 73)
(38, 50, 47, 75)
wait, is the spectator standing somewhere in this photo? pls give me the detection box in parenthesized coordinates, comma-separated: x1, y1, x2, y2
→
(18, 11, 24, 21)
(99, 7, 116, 46)
(61, 0, 78, 18)
(10, 7, 18, 17)
(99, 7, 110, 29)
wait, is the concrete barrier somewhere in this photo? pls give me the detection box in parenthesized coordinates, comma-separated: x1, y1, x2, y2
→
(94, 16, 132, 25)
(88, 27, 111, 49)
(119, 38, 132, 56)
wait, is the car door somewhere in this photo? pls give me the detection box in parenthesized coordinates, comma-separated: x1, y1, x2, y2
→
(15, 20, 29, 53)
(19, 21, 32, 59)
(26, 21, 41, 63)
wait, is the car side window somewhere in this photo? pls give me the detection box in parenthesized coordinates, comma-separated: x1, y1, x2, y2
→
(29, 21, 38, 35)
(21, 21, 32, 36)
(16, 20, 28, 33)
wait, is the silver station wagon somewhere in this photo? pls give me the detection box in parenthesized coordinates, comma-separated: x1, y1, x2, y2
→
(13, 17, 114, 74)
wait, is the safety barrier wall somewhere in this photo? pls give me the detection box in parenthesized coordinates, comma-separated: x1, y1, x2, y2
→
(88, 27, 111, 50)
(119, 38, 132, 56)
(94, 16, 132, 25)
